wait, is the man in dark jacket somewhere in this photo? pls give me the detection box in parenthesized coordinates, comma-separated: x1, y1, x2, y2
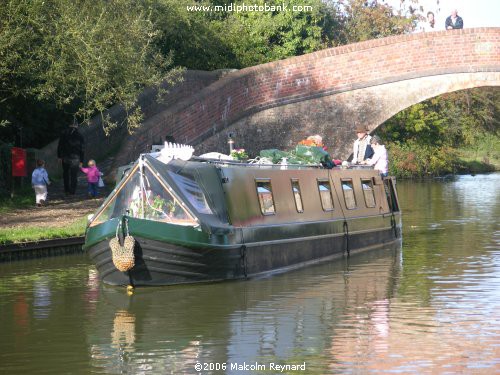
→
(445, 9, 464, 30)
(57, 121, 84, 195)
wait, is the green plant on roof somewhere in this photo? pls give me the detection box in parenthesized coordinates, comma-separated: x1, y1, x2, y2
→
(231, 148, 248, 160)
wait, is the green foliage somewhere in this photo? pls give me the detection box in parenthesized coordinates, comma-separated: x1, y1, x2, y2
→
(381, 100, 448, 146)
(387, 142, 459, 178)
(0, 0, 183, 138)
(380, 88, 500, 177)
(211, 0, 328, 67)
(0, 184, 35, 212)
(334, 0, 416, 44)
(146, 0, 418, 69)
(143, 0, 237, 70)
(456, 133, 499, 173)
(230, 148, 248, 160)
(260, 145, 332, 166)
(0, 143, 13, 195)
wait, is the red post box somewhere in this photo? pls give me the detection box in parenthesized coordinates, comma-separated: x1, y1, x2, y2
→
(11, 147, 27, 177)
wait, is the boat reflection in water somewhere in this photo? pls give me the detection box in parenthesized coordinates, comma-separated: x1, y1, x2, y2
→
(88, 243, 401, 374)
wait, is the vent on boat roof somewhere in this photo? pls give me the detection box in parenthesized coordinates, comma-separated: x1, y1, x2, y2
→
(154, 142, 194, 164)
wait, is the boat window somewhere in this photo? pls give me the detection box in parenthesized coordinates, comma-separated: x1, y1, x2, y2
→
(89, 164, 197, 226)
(361, 179, 376, 207)
(256, 180, 275, 215)
(291, 179, 304, 213)
(342, 179, 357, 209)
(167, 171, 213, 214)
(317, 180, 334, 211)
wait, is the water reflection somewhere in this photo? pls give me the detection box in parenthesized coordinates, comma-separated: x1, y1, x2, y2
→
(86, 244, 401, 374)
(33, 275, 51, 320)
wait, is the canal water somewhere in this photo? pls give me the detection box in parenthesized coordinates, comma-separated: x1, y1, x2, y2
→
(0, 173, 499, 374)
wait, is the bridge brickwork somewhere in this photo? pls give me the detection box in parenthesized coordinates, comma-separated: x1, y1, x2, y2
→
(113, 28, 500, 166)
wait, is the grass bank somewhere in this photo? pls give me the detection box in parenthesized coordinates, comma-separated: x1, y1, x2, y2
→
(0, 217, 87, 245)
(456, 136, 500, 174)
(0, 186, 35, 214)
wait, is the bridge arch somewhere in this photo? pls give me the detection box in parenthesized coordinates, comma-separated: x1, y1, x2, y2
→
(114, 28, 500, 165)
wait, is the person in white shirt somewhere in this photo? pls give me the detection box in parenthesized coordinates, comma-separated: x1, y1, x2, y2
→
(363, 135, 388, 177)
(352, 125, 373, 164)
(421, 11, 436, 32)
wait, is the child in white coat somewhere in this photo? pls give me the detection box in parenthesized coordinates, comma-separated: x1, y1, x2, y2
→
(31, 159, 51, 207)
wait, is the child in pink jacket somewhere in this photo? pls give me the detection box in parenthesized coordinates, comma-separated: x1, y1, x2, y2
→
(80, 159, 102, 198)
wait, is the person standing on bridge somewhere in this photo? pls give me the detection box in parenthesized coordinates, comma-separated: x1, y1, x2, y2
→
(421, 11, 436, 32)
(352, 125, 374, 165)
(57, 119, 84, 195)
(445, 9, 464, 30)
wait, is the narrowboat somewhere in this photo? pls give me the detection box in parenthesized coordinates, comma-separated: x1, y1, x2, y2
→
(83, 144, 401, 286)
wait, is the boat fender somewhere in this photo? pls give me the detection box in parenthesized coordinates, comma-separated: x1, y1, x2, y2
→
(109, 218, 136, 272)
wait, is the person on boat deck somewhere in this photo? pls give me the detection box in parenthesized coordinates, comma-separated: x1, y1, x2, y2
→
(352, 125, 374, 164)
(299, 134, 340, 167)
(299, 134, 325, 149)
(362, 135, 388, 177)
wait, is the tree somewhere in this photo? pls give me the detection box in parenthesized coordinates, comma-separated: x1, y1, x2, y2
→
(0, 0, 182, 145)
(332, 0, 416, 44)
(379, 87, 500, 177)
(144, 0, 238, 70)
(209, 0, 330, 67)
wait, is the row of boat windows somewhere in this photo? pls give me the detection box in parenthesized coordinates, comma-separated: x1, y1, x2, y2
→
(256, 178, 377, 215)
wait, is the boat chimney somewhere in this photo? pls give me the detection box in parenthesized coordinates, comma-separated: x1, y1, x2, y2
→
(228, 132, 235, 154)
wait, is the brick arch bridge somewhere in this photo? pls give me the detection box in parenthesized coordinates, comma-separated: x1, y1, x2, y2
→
(115, 28, 500, 166)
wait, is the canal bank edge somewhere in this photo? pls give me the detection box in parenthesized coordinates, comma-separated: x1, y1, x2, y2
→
(0, 236, 85, 262)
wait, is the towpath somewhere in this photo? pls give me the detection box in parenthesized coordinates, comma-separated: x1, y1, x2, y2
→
(0, 157, 115, 230)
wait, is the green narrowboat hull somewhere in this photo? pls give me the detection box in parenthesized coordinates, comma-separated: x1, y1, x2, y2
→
(85, 214, 401, 286)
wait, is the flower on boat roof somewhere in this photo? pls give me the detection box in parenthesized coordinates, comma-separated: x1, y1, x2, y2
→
(230, 148, 248, 160)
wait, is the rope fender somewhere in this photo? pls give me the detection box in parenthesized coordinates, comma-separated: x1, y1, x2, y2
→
(109, 217, 136, 272)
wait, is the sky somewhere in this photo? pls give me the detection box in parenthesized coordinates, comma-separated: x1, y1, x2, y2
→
(385, 0, 500, 29)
